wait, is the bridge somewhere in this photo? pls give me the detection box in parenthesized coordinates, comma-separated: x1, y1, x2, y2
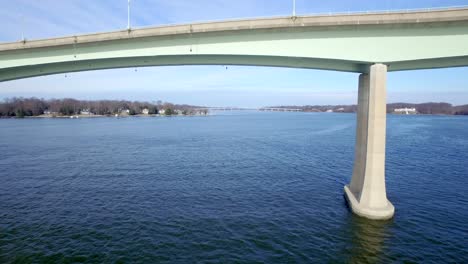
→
(201, 107, 255, 111)
(1, 7, 468, 220)
(259, 108, 302, 112)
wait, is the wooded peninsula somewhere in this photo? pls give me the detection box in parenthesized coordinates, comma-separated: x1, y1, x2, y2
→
(0, 98, 208, 118)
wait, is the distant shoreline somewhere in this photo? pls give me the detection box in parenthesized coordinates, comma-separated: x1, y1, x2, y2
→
(262, 102, 468, 115)
(10, 113, 211, 119)
(2, 110, 468, 119)
(2, 97, 468, 118)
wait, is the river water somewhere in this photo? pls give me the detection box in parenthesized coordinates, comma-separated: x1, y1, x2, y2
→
(0, 112, 467, 263)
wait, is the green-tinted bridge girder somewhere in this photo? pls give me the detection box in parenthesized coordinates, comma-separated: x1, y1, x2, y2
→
(1, 8, 468, 82)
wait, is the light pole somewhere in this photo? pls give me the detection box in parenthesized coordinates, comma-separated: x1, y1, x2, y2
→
(127, 0, 131, 30)
(21, 14, 25, 42)
(293, 0, 296, 17)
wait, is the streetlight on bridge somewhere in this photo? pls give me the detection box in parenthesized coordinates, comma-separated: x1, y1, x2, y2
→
(127, 0, 131, 31)
(293, 0, 296, 17)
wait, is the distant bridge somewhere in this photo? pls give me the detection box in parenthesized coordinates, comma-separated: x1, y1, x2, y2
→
(203, 107, 303, 112)
(202, 107, 255, 111)
(259, 108, 302, 112)
(1, 7, 468, 220)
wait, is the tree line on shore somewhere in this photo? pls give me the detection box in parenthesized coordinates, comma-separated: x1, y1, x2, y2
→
(0, 97, 207, 118)
(2, 98, 468, 117)
(270, 102, 468, 115)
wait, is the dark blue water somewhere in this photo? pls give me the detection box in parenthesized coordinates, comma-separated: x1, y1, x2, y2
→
(0, 112, 467, 263)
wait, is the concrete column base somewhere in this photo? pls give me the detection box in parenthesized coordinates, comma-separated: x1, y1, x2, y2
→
(344, 185, 394, 220)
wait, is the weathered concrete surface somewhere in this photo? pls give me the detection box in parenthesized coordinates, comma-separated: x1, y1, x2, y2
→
(345, 64, 395, 220)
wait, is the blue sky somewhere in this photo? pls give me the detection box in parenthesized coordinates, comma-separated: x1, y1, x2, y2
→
(1, 0, 468, 107)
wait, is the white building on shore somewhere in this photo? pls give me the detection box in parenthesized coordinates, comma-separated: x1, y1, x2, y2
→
(394, 107, 417, 115)
(80, 109, 92, 115)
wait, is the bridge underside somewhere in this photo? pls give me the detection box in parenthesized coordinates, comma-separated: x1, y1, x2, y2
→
(1, 54, 468, 82)
(0, 55, 369, 82)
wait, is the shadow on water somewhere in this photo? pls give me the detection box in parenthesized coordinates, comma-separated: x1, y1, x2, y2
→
(339, 200, 394, 263)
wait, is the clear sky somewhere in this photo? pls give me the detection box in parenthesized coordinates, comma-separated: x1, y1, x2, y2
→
(1, 0, 468, 107)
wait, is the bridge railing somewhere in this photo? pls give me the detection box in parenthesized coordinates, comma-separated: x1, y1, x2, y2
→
(9, 4, 468, 44)
(127, 5, 468, 32)
(303, 5, 468, 16)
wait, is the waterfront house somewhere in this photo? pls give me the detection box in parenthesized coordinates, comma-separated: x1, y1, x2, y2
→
(159, 109, 165, 115)
(80, 109, 92, 115)
(394, 107, 417, 114)
(142, 108, 149, 115)
(43, 110, 58, 116)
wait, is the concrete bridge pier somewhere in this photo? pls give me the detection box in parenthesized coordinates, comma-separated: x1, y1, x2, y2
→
(344, 64, 395, 220)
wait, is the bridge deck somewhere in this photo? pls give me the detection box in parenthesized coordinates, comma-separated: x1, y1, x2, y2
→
(1, 7, 468, 51)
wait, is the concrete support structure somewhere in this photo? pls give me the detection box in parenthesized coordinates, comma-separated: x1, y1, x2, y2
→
(344, 64, 395, 220)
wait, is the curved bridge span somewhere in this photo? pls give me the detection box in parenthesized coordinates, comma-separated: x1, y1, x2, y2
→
(1, 8, 468, 220)
(1, 8, 468, 81)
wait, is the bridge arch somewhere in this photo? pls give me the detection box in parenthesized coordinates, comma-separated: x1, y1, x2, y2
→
(0, 55, 368, 82)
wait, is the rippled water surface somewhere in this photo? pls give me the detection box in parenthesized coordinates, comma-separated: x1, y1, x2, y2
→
(0, 112, 467, 263)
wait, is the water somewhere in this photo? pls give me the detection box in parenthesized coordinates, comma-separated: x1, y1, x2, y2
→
(0, 112, 467, 263)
